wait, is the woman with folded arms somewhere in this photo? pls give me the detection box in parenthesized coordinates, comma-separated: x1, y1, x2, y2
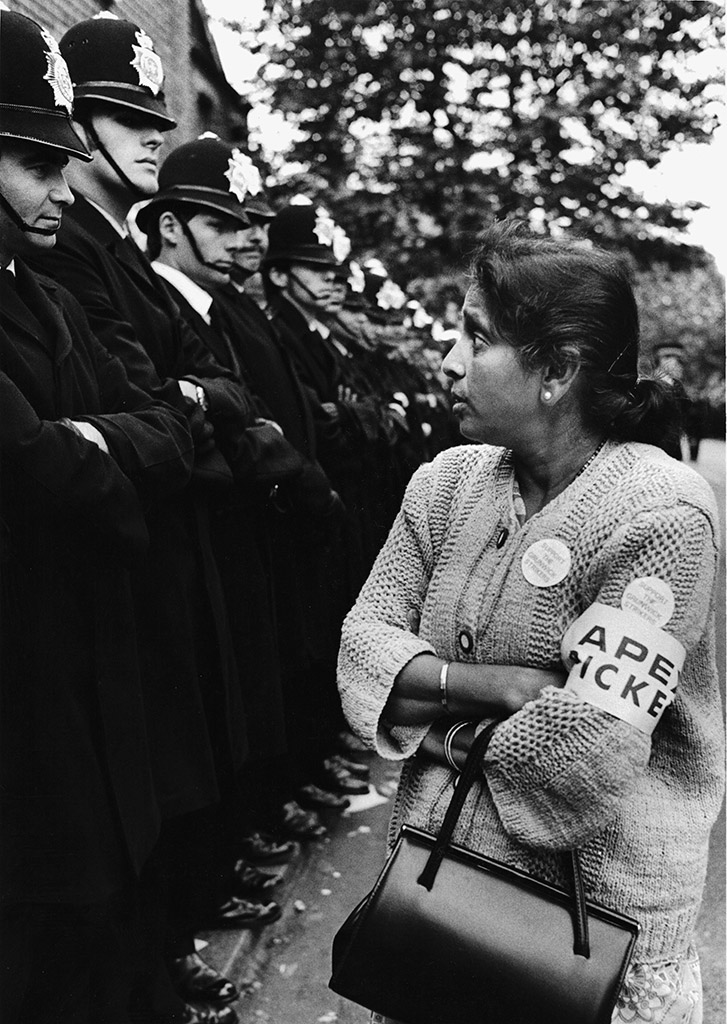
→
(337, 220, 724, 1024)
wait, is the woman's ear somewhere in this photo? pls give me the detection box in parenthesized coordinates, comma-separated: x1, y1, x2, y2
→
(540, 351, 581, 407)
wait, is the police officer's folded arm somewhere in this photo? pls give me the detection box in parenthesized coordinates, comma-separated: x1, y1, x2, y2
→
(0, 371, 149, 563)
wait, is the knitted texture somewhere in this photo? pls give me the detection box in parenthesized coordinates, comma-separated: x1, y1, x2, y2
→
(337, 440, 725, 962)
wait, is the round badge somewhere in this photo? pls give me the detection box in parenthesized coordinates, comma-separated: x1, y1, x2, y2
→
(621, 576, 675, 627)
(458, 630, 473, 653)
(521, 539, 572, 588)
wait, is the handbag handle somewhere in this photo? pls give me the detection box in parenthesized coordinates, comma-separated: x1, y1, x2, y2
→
(417, 719, 591, 958)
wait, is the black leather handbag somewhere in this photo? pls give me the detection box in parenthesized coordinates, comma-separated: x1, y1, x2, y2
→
(329, 722, 639, 1024)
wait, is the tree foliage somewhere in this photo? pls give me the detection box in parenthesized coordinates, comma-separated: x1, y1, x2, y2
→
(634, 261, 726, 392)
(241, 0, 722, 278)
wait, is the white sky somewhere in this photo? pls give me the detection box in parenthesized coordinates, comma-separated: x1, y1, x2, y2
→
(202, 0, 726, 273)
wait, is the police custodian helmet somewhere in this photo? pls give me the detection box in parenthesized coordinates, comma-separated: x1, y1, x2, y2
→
(0, 9, 90, 161)
(60, 15, 176, 130)
(265, 202, 351, 267)
(136, 134, 254, 233)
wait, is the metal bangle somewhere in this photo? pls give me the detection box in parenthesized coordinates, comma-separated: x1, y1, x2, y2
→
(443, 720, 470, 772)
(439, 661, 450, 713)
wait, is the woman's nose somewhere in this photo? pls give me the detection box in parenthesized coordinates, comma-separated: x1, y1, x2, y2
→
(441, 340, 465, 380)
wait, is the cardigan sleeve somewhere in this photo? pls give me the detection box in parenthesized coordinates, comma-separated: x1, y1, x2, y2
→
(337, 460, 439, 758)
(484, 498, 719, 849)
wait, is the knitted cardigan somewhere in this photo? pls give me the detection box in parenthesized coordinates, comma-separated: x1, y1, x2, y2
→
(337, 440, 724, 963)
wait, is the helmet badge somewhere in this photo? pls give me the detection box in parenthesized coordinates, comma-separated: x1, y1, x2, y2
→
(225, 150, 262, 202)
(313, 207, 336, 247)
(313, 208, 351, 262)
(348, 260, 365, 293)
(332, 225, 351, 263)
(130, 29, 164, 95)
(41, 29, 74, 113)
(377, 278, 407, 310)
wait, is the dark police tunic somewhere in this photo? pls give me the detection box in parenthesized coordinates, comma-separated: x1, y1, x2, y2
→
(153, 276, 297, 763)
(212, 287, 346, 772)
(0, 263, 193, 904)
(28, 194, 252, 815)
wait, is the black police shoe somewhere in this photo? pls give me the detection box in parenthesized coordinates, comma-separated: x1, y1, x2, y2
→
(297, 782, 350, 810)
(237, 831, 296, 864)
(320, 761, 369, 795)
(205, 896, 282, 929)
(233, 858, 284, 895)
(168, 953, 238, 1006)
(336, 729, 370, 756)
(324, 753, 370, 779)
(280, 800, 328, 840)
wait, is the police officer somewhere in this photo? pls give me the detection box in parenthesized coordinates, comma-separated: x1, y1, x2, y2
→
(0, 12, 194, 1022)
(139, 134, 331, 849)
(142, 139, 356, 831)
(262, 203, 381, 797)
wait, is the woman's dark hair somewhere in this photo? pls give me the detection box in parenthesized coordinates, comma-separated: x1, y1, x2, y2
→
(469, 220, 682, 451)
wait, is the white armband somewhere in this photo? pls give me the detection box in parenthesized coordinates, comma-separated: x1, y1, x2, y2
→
(560, 602, 685, 735)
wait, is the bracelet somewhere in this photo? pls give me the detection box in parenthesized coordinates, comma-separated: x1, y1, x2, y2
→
(443, 720, 470, 772)
(439, 662, 450, 713)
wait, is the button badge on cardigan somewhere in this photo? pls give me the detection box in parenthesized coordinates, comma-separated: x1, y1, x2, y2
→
(458, 630, 473, 653)
(521, 538, 571, 587)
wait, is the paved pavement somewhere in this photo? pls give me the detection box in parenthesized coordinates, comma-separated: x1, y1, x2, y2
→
(204, 440, 726, 1024)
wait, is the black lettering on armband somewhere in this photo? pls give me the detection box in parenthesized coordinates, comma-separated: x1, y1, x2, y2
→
(648, 690, 669, 718)
(594, 663, 617, 690)
(615, 636, 648, 663)
(620, 675, 648, 706)
(578, 655, 593, 678)
(580, 625, 607, 652)
(648, 653, 674, 686)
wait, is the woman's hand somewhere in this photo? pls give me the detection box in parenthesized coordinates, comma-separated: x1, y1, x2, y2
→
(383, 653, 565, 726)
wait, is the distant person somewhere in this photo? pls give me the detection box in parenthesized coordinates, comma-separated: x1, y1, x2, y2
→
(338, 221, 724, 1024)
(651, 340, 688, 460)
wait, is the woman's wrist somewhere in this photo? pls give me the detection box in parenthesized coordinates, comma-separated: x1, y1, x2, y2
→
(420, 718, 477, 771)
(443, 720, 475, 771)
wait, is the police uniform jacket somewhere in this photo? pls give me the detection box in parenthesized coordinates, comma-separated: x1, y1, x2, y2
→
(29, 195, 251, 815)
(0, 264, 193, 904)
(213, 287, 342, 716)
(154, 276, 298, 761)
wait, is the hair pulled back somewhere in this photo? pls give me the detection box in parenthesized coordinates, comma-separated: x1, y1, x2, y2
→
(469, 220, 682, 452)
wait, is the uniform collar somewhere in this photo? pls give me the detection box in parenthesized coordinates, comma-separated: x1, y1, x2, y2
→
(152, 261, 213, 323)
(83, 196, 128, 238)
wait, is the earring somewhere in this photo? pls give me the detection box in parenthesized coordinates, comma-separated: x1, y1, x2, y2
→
(543, 390, 552, 402)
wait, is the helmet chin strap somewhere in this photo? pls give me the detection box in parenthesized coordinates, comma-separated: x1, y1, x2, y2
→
(288, 266, 334, 308)
(178, 216, 220, 271)
(84, 119, 148, 200)
(0, 189, 59, 236)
